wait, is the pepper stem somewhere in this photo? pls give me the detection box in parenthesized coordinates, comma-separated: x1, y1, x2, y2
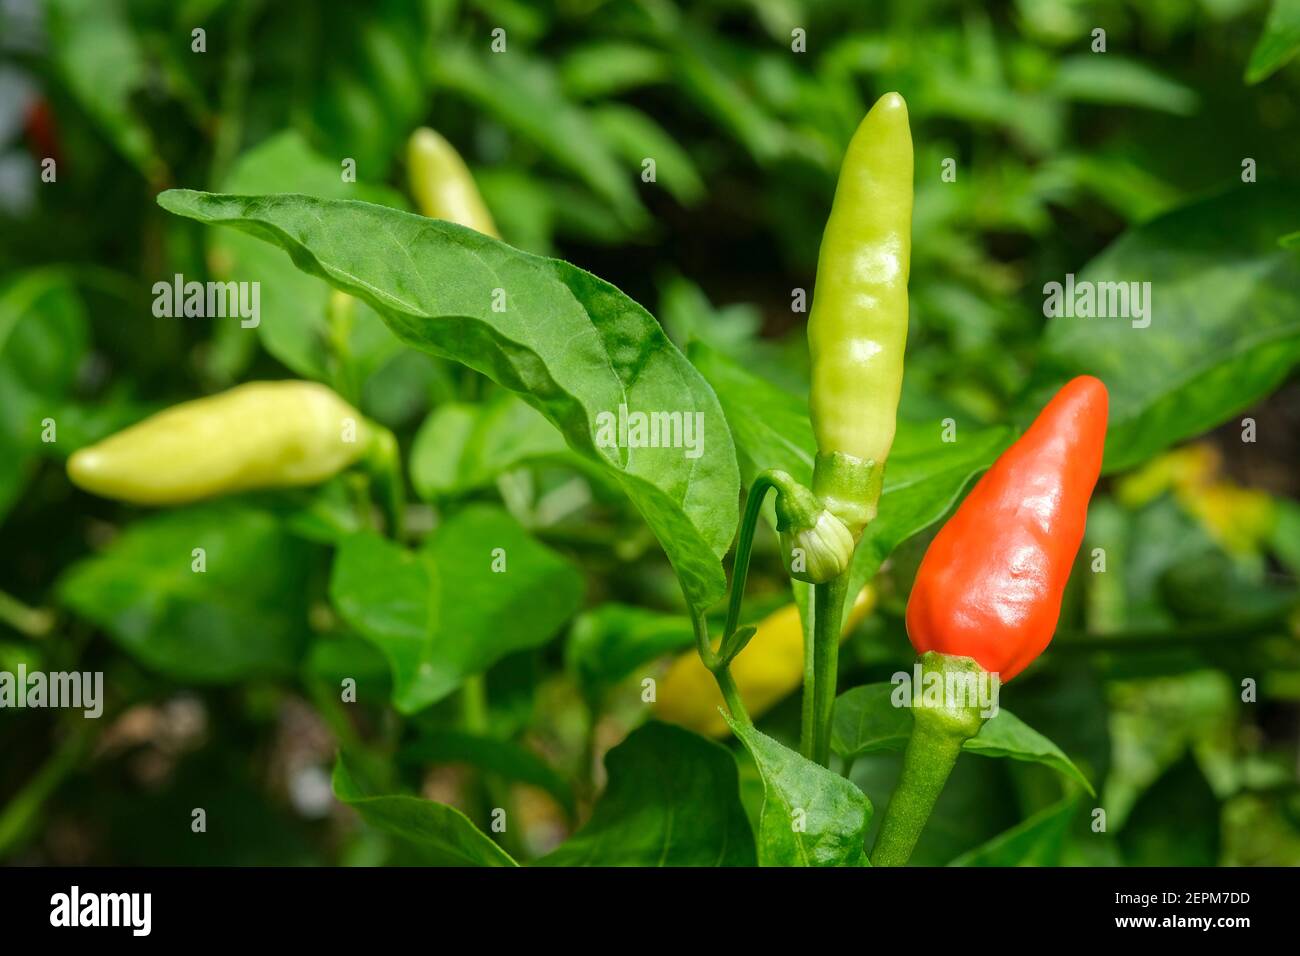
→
(363, 425, 406, 541)
(870, 652, 995, 866)
(810, 573, 849, 766)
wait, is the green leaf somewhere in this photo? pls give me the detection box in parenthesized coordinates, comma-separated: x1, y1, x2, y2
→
(831, 684, 1094, 794)
(158, 189, 740, 614)
(329, 505, 584, 713)
(0, 270, 89, 522)
(590, 103, 705, 206)
(409, 392, 582, 501)
(829, 684, 912, 755)
(58, 504, 314, 681)
(1246, 0, 1300, 84)
(214, 131, 408, 387)
(1035, 185, 1300, 474)
(564, 603, 695, 696)
(45, 0, 161, 181)
(559, 42, 672, 99)
(1052, 56, 1198, 115)
(332, 753, 517, 866)
(1119, 753, 1221, 866)
(965, 710, 1095, 795)
(725, 716, 871, 866)
(690, 341, 816, 487)
(400, 730, 575, 817)
(948, 798, 1078, 866)
(536, 722, 755, 866)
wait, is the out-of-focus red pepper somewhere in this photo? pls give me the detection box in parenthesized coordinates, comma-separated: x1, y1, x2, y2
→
(24, 96, 62, 168)
(905, 375, 1109, 681)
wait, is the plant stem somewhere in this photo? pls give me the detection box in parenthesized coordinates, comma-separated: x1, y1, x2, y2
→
(714, 666, 751, 727)
(869, 652, 993, 866)
(460, 674, 488, 734)
(869, 717, 965, 867)
(722, 471, 778, 641)
(799, 591, 816, 759)
(810, 574, 848, 766)
(0, 590, 54, 638)
(364, 427, 406, 542)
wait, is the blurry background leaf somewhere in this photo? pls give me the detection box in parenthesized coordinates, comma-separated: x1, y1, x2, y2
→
(1118, 752, 1221, 866)
(1246, 0, 1300, 83)
(1031, 185, 1300, 474)
(329, 505, 584, 713)
(58, 503, 315, 681)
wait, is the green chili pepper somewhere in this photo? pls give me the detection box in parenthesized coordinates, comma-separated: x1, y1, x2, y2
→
(406, 127, 500, 238)
(807, 92, 912, 540)
(67, 381, 380, 505)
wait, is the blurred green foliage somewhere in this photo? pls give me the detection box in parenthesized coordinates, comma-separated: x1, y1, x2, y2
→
(1, 0, 1299, 866)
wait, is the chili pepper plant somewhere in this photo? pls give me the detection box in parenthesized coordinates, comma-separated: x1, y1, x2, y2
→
(2, 1, 1300, 867)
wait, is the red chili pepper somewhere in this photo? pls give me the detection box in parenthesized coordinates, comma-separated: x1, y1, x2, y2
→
(24, 96, 62, 168)
(905, 375, 1108, 681)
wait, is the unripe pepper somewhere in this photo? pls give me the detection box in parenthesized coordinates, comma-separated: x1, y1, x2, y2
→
(67, 381, 376, 505)
(406, 127, 500, 238)
(807, 92, 912, 540)
(654, 587, 875, 737)
(905, 375, 1109, 680)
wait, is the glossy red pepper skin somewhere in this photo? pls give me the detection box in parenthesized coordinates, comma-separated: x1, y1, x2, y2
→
(905, 376, 1109, 681)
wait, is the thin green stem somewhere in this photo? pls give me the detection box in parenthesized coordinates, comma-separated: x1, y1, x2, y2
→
(810, 574, 848, 766)
(714, 667, 751, 728)
(722, 471, 778, 641)
(800, 597, 816, 759)
(870, 718, 964, 867)
(460, 674, 489, 734)
(0, 590, 54, 638)
(364, 427, 406, 542)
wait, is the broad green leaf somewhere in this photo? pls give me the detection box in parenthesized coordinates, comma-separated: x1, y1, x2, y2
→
(832, 684, 1094, 794)
(537, 722, 755, 866)
(409, 392, 583, 501)
(965, 710, 1095, 795)
(829, 683, 912, 755)
(1246, 0, 1300, 83)
(214, 131, 408, 388)
(564, 603, 695, 695)
(158, 189, 740, 614)
(329, 505, 584, 713)
(725, 716, 871, 866)
(0, 270, 89, 522)
(332, 753, 517, 866)
(689, 342, 815, 488)
(400, 730, 575, 816)
(45, 0, 161, 181)
(1052, 56, 1198, 114)
(1034, 185, 1300, 474)
(58, 504, 314, 681)
(432, 43, 645, 224)
(853, 422, 1011, 584)
(948, 798, 1078, 866)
